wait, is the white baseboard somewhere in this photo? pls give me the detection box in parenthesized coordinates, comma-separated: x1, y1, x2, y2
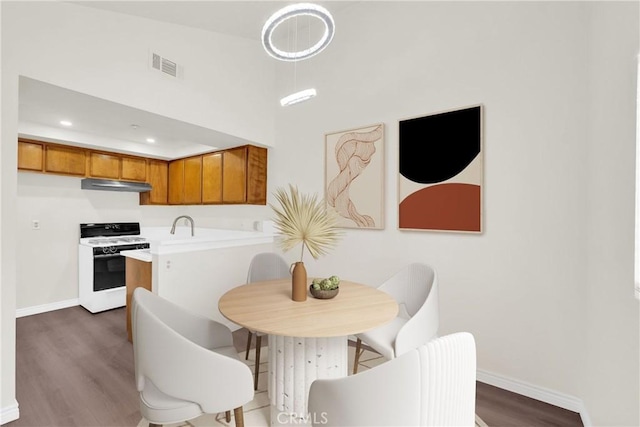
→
(16, 298, 79, 318)
(0, 400, 19, 425)
(477, 369, 591, 426)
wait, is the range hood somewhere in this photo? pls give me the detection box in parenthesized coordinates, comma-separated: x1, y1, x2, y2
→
(81, 178, 152, 192)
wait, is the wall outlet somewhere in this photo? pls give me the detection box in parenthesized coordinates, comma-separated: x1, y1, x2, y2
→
(32, 220, 40, 230)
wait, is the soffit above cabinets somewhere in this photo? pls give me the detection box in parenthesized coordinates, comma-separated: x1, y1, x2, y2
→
(18, 76, 257, 161)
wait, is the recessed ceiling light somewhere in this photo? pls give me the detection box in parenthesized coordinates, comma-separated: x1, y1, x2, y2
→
(146, 138, 155, 143)
(59, 120, 72, 126)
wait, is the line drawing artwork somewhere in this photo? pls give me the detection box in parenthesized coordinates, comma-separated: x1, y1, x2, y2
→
(325, 124, 384, 229)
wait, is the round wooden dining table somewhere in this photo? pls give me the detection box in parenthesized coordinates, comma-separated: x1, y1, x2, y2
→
(219, 278, 398, 426)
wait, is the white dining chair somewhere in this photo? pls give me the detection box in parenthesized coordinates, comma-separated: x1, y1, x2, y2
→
(309, 332, 477, 426)
(132, 288, 254, 427)
(244, 252, 290, 389)
(353, 262, 439, 373)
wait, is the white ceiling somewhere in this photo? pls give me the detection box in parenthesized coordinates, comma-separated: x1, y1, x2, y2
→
(18, 77, 252, 160)
(19, 1, 358, 159)
(70, 1, 325, 41)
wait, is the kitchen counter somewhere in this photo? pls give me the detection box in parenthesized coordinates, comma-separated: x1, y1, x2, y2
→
(122, 223, 276, 332)
(141, 226, 274, 255)
(120, 249, 152, 262)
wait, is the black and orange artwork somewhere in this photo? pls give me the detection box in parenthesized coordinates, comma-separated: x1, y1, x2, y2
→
(398, 105, 483, 232)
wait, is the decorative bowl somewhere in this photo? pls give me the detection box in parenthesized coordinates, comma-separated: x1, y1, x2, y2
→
(309, 286, 339, 299)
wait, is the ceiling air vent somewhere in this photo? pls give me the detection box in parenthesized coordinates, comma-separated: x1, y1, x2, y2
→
(151, 53, 178, 78)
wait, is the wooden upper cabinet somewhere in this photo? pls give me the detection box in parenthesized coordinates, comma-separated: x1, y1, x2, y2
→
(87, 151, 147, 182)
(140, 159, 168, 205)
(17, 138, 267, 206)
(223, 147, 247, 203)
(168, 146, 267, 206)
(222, 145, 267, 204)
(45, 144, 86, 176)
(121, 157, 147, 182)
(168, 159, 185, 205)
(168, 156, 202, 205)
(202, 152, 222, 204)
(245, 145, 267, 205)
(89, 152, 120, 179)
(183, 156, 202, 204)
(18, 140, 44, 171)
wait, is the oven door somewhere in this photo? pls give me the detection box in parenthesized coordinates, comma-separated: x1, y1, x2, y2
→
(92, 252, 125, 292)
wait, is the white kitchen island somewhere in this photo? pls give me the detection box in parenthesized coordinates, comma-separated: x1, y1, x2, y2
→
(125, 225, 276, 331)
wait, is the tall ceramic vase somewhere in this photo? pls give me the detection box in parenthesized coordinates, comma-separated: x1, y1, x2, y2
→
(290, 261, 307, 302)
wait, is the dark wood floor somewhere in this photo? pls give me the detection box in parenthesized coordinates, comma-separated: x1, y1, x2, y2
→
(9, 306, 583, 427)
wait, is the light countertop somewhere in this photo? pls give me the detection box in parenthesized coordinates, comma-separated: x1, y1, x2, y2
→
(120, 249, 152, 262)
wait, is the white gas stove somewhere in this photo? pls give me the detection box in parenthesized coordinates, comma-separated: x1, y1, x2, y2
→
(78, 222, 150, 313)
(80, 236, 149, 248)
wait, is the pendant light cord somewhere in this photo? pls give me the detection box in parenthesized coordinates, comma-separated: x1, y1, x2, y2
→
(293, 15, 298, 93)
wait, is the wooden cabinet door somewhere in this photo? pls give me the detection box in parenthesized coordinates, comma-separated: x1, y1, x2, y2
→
(18, 140, 44, 171)
(246, 145, 268, 205)
(121, 157, 147, 182)
(89, 152, 120, 179)
(140, 160, 168, 205)
(168, 159, 185, 205)
(202, 152, 222, 204)
(183, 156, 202, 204)
(223, 147, 247, 203)
(45, 145, 86, 176)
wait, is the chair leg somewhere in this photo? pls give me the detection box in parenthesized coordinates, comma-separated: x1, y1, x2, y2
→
(353, 338, 364, 374)
(225, 410, 231, 422)
(254, 335, 262, 390)
(245, 331, 253, 360)
(234, 406, 245, 427)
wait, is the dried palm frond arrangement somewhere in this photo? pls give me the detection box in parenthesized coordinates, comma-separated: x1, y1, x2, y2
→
(270, 185, 342, 262)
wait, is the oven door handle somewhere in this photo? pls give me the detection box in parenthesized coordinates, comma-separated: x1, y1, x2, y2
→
(93, 253, 123, 259)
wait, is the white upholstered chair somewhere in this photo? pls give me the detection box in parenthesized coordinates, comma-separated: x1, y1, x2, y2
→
(353, 262, 439, 373)
(244, 252, 290, 389)
(309, 332, 477, 427)
(132, 288, 254, 427)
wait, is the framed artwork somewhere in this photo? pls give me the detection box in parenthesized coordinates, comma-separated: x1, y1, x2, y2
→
(398, 105, 483, 233)
(325, 123, 385, 229)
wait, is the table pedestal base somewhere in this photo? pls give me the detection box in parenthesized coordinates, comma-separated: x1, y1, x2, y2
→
(268, 335, 347, 426)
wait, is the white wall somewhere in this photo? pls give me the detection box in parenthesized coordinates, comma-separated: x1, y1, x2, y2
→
(270, 2, 637, 425)
(16, 173, 141, 308)
(0, 1, 19, 422)
(2, 2, 639, 426)
(15, 172, 275, 310)
(2, 1, 278, 311)
(6, 1, 276, 147)
(584, 2, 640, 424)
(1, 2, 275, 421)
(274, 0, 588, 397)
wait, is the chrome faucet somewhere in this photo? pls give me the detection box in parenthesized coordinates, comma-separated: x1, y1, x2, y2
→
(170, 215, 194, 236)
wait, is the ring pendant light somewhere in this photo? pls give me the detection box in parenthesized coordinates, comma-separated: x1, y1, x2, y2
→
(280, 88, 317, 106)
(262, 3, 335, 62)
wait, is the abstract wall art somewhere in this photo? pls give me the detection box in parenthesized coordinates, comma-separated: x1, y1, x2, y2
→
(325, 123, 384, 229)
(398, 105, 483, 233)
